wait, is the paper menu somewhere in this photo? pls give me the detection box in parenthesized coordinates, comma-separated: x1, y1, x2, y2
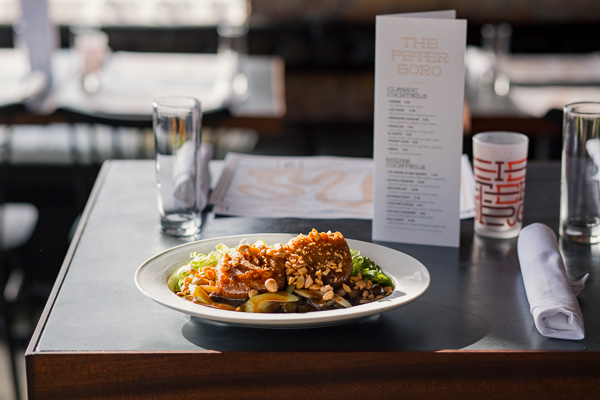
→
(372, 11, 467, 247)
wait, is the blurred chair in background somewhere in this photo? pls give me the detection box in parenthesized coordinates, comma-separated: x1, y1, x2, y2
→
(1, 125, 39, 400)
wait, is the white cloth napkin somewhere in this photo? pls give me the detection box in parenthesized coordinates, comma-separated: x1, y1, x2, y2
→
(586, 138, 600, 181)
(517, 223, 588, 340)
(172, 142, 213, 211)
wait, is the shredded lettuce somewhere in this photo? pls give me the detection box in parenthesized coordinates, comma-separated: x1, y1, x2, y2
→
(170, 244, 232, 292)
(188, 243, 231, 270)
(350, 249, 394, 288)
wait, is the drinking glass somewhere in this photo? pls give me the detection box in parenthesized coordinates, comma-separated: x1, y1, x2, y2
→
(73, 28, 109, 94)
(560, 101, 600, 244)
(473, 131, 529, 239)
(153, 96, 203, 237)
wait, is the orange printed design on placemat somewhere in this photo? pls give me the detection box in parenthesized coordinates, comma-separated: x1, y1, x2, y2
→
(473, 157, 526, 228)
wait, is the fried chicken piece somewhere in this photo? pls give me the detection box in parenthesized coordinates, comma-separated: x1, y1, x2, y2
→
(214, 244, 287, 300)
(285, 229, 352, 288)
(214, 230, 352, 300)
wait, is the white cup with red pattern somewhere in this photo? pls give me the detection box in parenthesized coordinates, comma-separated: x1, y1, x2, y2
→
(473, 131, 529, 239)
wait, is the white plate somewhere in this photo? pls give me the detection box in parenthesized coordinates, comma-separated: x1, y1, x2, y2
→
(135, 234, 430, 329)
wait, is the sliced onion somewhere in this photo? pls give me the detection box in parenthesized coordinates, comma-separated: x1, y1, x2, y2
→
(293, 289, 323, 299)
(294, 289, 352, 308)
(244, 292, 299, 313)
(332, 294, 352, 308)
(192, 286, 213, 305)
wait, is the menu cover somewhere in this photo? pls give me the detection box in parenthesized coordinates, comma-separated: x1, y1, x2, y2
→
(372, 10, 467, 247)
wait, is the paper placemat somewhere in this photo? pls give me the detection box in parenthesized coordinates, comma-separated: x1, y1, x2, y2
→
(210, 153, 475, 220)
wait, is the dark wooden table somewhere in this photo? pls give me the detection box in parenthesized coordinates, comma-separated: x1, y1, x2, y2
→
(25, 160, 600, 399)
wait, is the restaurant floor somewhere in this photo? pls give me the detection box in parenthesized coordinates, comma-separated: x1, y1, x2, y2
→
(0, 318, 29, 400)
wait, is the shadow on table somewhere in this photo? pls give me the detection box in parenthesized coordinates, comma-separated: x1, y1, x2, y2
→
(181, 299, 488, 351)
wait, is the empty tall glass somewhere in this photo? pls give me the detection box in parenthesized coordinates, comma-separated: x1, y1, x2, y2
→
(153, 96, 202, 237)
(560, 101, 600, 244)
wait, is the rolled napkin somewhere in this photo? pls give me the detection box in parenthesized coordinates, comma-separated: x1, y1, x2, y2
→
(172, 142, 213, 210)
(586, 138, 600, 180)
(517, 223, 587, 340)
(196, 143, 213, 211)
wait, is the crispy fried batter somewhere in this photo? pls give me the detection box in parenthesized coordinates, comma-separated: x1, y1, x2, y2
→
(215, 247, 286, 300)
(285, 229, 352, 288)
(215, 230, 353, 300)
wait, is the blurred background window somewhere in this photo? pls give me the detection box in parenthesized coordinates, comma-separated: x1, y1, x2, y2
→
(30, 0, 250, 27)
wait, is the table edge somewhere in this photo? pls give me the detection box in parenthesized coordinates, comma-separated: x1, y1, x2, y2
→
(24, 160, 114, 358)
(25, 350, 600, 399)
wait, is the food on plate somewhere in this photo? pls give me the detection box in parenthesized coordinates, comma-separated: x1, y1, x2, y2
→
(169, 229, 394, 313)
(286, 230, 352, 289)
(214, 243, 287, 300)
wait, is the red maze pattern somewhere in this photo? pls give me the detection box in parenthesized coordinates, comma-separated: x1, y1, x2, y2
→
(474, 157, 527, 228)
